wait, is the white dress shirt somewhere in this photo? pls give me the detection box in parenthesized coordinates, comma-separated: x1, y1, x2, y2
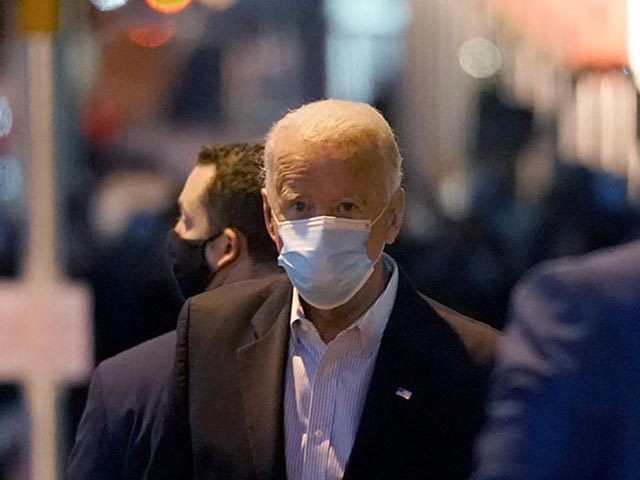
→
(284, 254, 399, 480)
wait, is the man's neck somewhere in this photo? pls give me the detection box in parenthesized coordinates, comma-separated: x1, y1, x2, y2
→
(207, 260, 281, 291)
(302, 259, 389, 343)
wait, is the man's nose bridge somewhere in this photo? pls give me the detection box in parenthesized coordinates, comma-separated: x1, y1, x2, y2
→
(173, 222, 185, 237)
(315, 205, 334, 217)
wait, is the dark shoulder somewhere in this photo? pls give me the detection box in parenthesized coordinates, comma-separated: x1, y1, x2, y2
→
(394, 268, 500, 369)
(80, 333, 177, 478)
(95, 331, 176, 401)
(184, 274, 289, 328)
(522, 240, 640, 304)
(423, 296, 501, 367)
(190, 274, 287, 308)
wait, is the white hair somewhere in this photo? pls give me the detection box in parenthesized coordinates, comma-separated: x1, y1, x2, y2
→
(263, 99, 403, 204)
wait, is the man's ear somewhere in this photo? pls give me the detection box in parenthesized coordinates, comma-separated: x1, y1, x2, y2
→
(204, 228, 240, 271)
(261, 188, 280, 248)
(384, 187, 405, 244)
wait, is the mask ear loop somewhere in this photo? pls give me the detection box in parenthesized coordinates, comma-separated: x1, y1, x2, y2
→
(367, 199, 395, 267)
(199, 229, 224, 262)
(370, 201, 390, 227)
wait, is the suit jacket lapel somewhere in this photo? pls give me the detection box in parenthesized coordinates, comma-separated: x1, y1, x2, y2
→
(345, 270, 474, 479)
(236, 282, 292, 480)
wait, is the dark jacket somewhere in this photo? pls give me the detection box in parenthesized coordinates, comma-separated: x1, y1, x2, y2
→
(67, 331, 175, 480)
(145, 271, 500, 479)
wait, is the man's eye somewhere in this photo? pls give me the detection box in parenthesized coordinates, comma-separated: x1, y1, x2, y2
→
(293, 202, 306, 212)
(340, 203, 356, 213)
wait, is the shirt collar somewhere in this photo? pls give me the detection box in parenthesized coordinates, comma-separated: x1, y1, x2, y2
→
(289, 253, 399, 350)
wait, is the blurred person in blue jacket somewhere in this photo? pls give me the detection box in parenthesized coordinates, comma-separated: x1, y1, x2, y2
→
(473, 239, 640, 479)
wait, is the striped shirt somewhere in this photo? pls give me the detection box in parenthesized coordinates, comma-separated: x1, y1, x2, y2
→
(284, 254, 399, 480)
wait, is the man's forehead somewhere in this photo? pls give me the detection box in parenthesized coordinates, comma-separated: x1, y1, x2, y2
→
(179, 163, 216, 205)
(276, 156, 382, 203)
(277, 152, 381, 182)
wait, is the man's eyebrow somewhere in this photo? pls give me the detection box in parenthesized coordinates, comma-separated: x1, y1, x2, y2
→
(280, 189, 303, 202)
(277, 153, 306, 163)
(342, 194, 364, 202)
(336, 195, 365, 206)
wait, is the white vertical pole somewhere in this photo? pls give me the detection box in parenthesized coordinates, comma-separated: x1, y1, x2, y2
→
(26, 376, 58, 480)
(24, 34, 59, 284)
(23, 32, 60, 480)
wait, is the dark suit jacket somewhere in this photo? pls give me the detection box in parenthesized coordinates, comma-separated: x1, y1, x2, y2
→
(473, 240, 640, 480)
(145, 271, 500, 479)
(67, 331, 176, 480)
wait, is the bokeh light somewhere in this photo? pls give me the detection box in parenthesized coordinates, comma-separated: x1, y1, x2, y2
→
(0, 155, 22, 202)
(458, 37, 502, 79)
(128, 21, 176, 48)
(90, 0, 129, 12)
(0, 97, 13, 139)
(146, 0, 192, 14)
(80, 97, 121, 147)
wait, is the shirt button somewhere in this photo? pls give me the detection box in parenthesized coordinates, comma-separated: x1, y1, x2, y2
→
(314, 429, 323, 439)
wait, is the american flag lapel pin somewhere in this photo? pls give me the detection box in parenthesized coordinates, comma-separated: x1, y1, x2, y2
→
(395, 387, 413, 400)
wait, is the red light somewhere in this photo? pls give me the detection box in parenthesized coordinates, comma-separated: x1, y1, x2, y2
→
(127, 21, 175, 48)
(81, 97, 121, 147)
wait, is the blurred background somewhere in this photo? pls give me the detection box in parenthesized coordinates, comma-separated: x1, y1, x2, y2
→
(1, 0, 640, 478)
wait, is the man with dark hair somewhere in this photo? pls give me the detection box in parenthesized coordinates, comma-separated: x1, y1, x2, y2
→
(167, 143, 277, 298)
(197, 143, 276, 266)
(67, 143, 280, 480)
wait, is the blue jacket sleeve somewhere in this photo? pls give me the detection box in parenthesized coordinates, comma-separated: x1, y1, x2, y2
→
(472, 269, 612, 480)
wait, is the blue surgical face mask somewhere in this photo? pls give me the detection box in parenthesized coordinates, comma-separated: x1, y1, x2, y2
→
(276, 207, 387, 310)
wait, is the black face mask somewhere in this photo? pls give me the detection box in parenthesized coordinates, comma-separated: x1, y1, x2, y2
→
(166, 229, 221, 299)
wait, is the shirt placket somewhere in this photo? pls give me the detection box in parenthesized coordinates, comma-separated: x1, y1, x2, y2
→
(304, 330, 362, 480)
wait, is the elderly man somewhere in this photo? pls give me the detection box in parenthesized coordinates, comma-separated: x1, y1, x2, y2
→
(67, 143, 279, 480)
(473, 240, 640, 480)
(145, 99, 499, 480)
